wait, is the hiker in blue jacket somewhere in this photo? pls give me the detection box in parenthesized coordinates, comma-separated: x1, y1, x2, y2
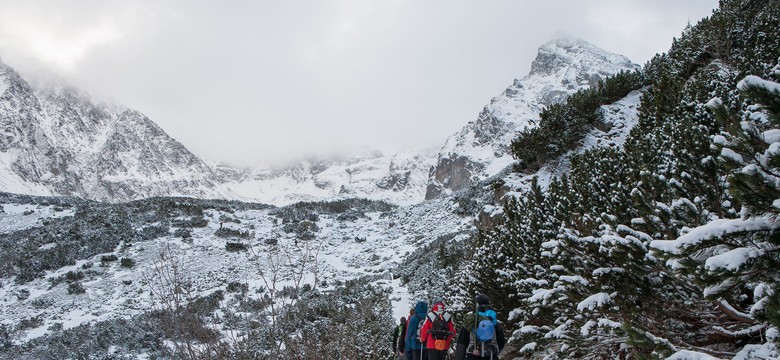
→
(405, 300, 429, 360)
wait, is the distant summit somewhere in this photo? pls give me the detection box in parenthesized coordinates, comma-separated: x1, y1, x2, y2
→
(426, 36, 639, 199)
(530, 34, 636, 82)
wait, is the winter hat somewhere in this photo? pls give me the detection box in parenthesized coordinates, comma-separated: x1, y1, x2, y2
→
(432, 299, 445, 312)
(400, 316, 407, 323)
(475, 293, 491, 305)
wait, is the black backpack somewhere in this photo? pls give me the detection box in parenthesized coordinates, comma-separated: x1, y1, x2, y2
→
(427, 311, 452, 340)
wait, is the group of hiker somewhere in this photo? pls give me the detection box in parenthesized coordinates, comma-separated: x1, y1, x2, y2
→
(392, 293, 506, 360)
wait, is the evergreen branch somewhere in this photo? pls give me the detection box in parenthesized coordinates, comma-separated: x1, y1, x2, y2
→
(716, 299, 756, 324)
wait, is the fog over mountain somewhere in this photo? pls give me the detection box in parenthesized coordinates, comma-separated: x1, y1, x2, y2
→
(0, 1, 718, 165)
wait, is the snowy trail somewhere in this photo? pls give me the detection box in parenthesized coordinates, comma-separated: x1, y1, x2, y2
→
(389, 275, 412, 321)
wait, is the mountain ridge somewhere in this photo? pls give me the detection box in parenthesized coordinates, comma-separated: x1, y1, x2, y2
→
(0, 35, 639, 207)
(425, 35, 639, 199)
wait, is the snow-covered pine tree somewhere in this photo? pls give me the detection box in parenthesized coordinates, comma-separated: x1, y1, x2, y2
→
(652, 69, 780, 359)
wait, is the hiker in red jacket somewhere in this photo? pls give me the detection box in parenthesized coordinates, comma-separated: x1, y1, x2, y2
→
(419, 300, 456, 360)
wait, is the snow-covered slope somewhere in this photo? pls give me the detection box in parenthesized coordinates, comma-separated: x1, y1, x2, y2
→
(426, 34, 639, 199)
(218, 149, 437, 206)
(0, 195, 471, 346)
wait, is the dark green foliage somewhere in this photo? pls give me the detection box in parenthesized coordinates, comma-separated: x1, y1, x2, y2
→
(653, 74, 780, 337)
(397, 232, 469, 303)
(15, 316, 44, 332)
(0, 204, 133, 284)
(152, 291, 225, 354)
(215, 227, 253, 239)
(0, 195, 274, 284)
(225, 241, 248, 252)
(226, 281, 249, 294)
(171, 216, 208, 228)
(173, 227, 192, 239)
(599, 70, 646, 103)
(219, 214, 241, 224)
(459, 1, 780, 358)
(138, 224, 169, 240)
(0, 192, 81, 207)
(67, 282, 86, 295)
(270, 198, 395, 223)
(511, 70, 644, 171)
(120, 257, 135, 268)
(282, 220, 319, 240)
(1, 314, 168, 359)
(235, 277, 394, 359)
(15, 289, 30, 301)
(65, 270, 84, 282)
(100, 254, 118, 264)
(49, 269, 90, 288)
(189, 290, 225, 315)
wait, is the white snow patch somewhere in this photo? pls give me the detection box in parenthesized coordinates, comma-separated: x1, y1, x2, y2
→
(712, 135, 727, 145)
(720, 147, 743, 163)
(733, 342, 779, 360)
(650, 217, 780, 255)
(665, 350, 720, 360)
(705, 97, 723, 109)
(704, 247, 761, 271)
(763, 129, 780, 144)
(738, 75, 780, 94)
(577, 292, 612, 312)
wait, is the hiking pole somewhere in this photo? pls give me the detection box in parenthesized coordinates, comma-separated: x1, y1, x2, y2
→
(474, 298, 479, 357)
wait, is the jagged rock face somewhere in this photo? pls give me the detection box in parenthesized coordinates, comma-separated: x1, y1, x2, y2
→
(425, 155, 485, 199)
(426, 35, 639, 199)
(0, 60, 225, 201)
(0, 64, 72, 195)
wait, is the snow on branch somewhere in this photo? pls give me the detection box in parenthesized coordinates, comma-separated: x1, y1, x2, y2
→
(704, 246, 763, 271)
(650, 217, 780, 255)
(738, 75, 780, 94)
(717, 299, 755, 323)
(665, 350, 721, 360)
(577, 292, 612, 312)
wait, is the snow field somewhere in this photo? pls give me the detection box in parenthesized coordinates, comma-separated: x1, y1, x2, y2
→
(0, 196, 469, 344)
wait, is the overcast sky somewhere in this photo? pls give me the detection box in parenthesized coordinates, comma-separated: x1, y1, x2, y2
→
(0, 0, 719, 166)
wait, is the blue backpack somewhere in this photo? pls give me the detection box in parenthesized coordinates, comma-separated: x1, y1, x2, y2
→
(468, 310, 499, 358)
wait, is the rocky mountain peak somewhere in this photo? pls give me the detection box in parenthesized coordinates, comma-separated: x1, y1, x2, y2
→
(426, 35, 639, 200)
(530, 34, 636, 80)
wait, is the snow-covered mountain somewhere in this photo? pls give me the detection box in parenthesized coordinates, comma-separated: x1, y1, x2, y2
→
(216, 149, 437, 206)
(0, 35, 639, 206)
(0, 60, 436, 205)
(0, 61, 226, 202)
(426, 34, 639, 199)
